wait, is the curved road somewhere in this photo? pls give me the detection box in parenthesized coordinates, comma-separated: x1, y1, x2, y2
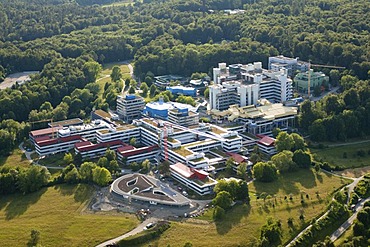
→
(96, 217, 159, 247)
(329, 197, 370, 242)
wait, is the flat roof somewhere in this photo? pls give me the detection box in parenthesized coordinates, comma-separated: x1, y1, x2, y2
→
(30, 126, 63, 137)
(75, 140, 124, 152)
(49, 118, 83, 127)
(93, 109, 111, 119)
(35, 135, 84, 147)
(213, 103, 297, 120)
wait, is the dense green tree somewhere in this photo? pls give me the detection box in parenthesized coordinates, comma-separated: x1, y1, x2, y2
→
(141, 159, 151, 173)
(213, 205, 225, 220)
(253, 162, 278, 182)
(17, 166, 50, 194)
(275, 131, 294, 152)
(92, 166, 112, 186)
(291, 133, 305, 151)
(293, 150, 312, 168)
(158, 160, 170, 174)
(79, 162, 97, 182)
(149, 84, 157, 97)
(97, 157, 109, 168)
(237, 162, 247, 178)
(260, 217, 282, 247)
(111, 66, 122, 82)
(212, 191, 233, 210)
(271, 151, 296, 173)
(105, 148, 116, 161)
(140, 82, 149, 97)
(83, 61, 102, 83)
(64, 167, 80, 184)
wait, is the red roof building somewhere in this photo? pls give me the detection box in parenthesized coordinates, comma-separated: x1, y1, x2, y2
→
(74, 140, 125, 159)
(169, 162, 217, 195)
(117, 145, 159, 164)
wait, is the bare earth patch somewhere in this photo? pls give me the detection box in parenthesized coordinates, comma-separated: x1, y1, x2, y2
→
(0, 71, 39, 90)
(333, 166, 370, 178)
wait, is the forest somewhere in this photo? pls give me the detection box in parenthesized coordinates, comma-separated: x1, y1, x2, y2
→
(0, 0, 369, 153)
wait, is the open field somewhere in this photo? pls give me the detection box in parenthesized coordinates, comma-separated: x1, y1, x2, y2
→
(96, 62, 130, 97)
(0, 184, 139, 247)
(150, 169, 349, 246)
(102, 0, 135, 7)
(0, 148, 32, 168)
(311, 142, 370, 169)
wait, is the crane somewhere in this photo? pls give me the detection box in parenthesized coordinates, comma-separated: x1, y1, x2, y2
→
(29, 118, 57, 138)
(307, 62, 345, 97)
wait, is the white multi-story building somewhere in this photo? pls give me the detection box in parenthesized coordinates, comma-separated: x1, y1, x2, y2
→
(170, 162, 217, 195)
(57, 120, 110, 141)
(168, 107, 199, 127)
(34, 135, 84, 156)
(74, 140, 125, 159)
(116, 94, 145, 123)
(268, 55, 309, 77)
(209, 62, 293, 111)
(96, 124, 140, 143)
(132, 118, 243, 169)
(117, 145, 159, 164)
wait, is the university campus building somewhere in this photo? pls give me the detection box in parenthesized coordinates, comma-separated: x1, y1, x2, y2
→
(209, 62, 293, 111)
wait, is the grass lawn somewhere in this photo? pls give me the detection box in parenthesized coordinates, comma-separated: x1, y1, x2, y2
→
(0, 184, 139, 247)
(311, 142, 370, 169)
(150, 169, 349, 247)
(102, 0, 136, 8)
(38, 153, 66, 168)
(0, 148, 32, 168)
(101, 62, 130, 75)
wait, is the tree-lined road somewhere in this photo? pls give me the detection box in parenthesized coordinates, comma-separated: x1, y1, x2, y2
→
(329, 197, 370, 242)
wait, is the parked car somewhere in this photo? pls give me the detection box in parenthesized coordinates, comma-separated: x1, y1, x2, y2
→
(144, 222, 155, 230)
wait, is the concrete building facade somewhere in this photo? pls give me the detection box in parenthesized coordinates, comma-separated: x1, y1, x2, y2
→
(209, 62, 293, 111)
(116, 95, 145, 123)
(268, 55, 309, 77)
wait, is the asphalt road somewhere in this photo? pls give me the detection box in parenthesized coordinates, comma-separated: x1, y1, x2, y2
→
(329, 197, 370, 242)
(96, 217, 159, 247)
